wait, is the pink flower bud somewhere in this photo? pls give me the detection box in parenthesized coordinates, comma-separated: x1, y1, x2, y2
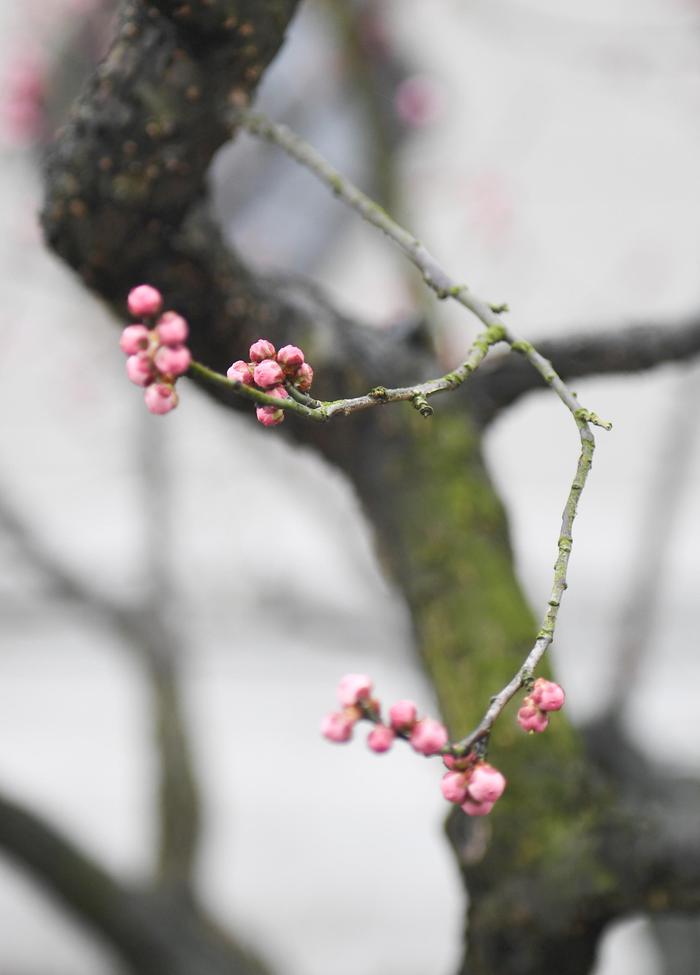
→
(253, 359, 285, 389)
(277, 344, 305, 374)
(337, 673, 373, 707)
(144, 382, 179, 415)
(531, 678, 565, 712)
(249, 339, 276, 362)
(409, 718, 448, 756)
(517, 703, 549, 733)
(126, 352, 155, 386)
(467, 763, 506, 804)
(156, 311, 189, 346)
(256, 407, 284, 427)
(255, 385, 288, 427)
(441, 771, 470, 804)
(293, 362, 314, 392)
(367, 725, 395, 753)
(227, 360, 254, 384)
(154, 343, 191, 377)
(321, 711, 355, 743)
(120, 324, 150, 356)
(127, 284, 163, 318)
(389, 699, 418, 731)
(461, 798, 495, 817)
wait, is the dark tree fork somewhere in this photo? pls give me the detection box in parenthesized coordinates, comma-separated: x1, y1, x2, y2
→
(1, 1, 695, 974)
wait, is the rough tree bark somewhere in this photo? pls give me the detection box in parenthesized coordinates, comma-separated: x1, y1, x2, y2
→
(8, 1, 699, 973)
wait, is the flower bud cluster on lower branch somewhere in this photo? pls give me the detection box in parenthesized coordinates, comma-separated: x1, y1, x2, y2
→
(120, 285, 191, 414)
(321, 674, 506, 818)
(517, 677, 565, 733)
(227, 338, 314, 427)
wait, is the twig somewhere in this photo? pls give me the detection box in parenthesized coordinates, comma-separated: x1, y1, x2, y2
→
(226, 108, 611, 751)
(230, 110, 611, 431)
(0, 489, 127, 627)
(0, 787, 272, 975)
(0, 472, 200, 890)
(137, 417, 201, 890)
(467, 314, 700, 426)
(449, 427, 594, 754)
(0, 790, 140, 953)
(188, 360, 327, 421)
(190, 327, 507, 419)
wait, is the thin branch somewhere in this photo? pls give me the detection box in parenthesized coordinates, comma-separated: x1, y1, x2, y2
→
(450, 427, 594, 753)
(467, 314, 700, 426)
(188, 360, 327, 421)
(190, 326, 507, 419)
(137, 417, 201, 891)
(323, 326, 504, 416)
(0, 790, 140, 953)
(229, 109, 611, 434)
(220, 108, 610, 755)
(0, 475, 200, 890)
(0, 490, 127, 627)
(0, 787, 271, 975)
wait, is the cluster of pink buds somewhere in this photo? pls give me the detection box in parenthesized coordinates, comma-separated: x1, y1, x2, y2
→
(441, 755, 507, 817)
(227, 339, 313, 427)
(120, 285, 192, 415)
(321, 674, 507, 817)
(517, 677, 565, 733)
(321, 674, 448, 755)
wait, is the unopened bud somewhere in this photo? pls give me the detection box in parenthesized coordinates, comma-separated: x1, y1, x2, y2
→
(154, 343, 191, 377)
(389, 699, 418, 731)
(531, 678, 565, 712)
(517, 698, 549, 733)
(337, 674, 373, 707)
(321, 711, 355, 743)
(126, 352, 155, 387)
(120, 324, 150, 356)
(277, 344, 305, 374)
(249, 339, 276, 362)
(127, 284, 163, 318)
(441, 771, 470, 804)
(367, 724, 395, 753)
(409, 718, 448, 756)
(227, 360, 254, 384)
(467, 763, 506, 804)
(293, 362, 314, 392)
(253, 359, 285, 389)
(144, 382, 178, 415)
(156, 311, 189, 346)
(461, 798, 495, 817)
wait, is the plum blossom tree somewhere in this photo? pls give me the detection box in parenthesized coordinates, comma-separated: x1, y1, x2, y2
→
(2, 3, 700, 975)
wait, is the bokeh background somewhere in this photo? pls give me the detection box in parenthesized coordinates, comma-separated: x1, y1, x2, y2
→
(1, 0, 699, 972)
